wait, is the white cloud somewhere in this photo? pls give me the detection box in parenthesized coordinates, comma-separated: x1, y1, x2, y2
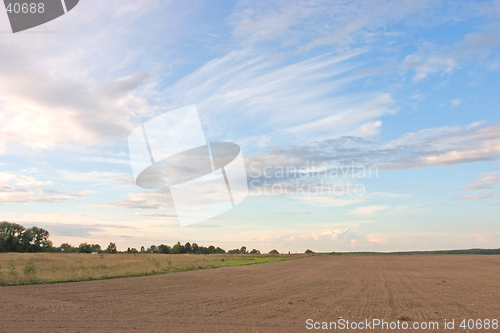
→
(354, 120, 382, 136)
(57, 170, 133, 186)
(455, 191, 500, 201)
(216, 227, 359, 252)
(366, 231, 500, 251)
(463, 171, 500, 190)
(0, 171, 94, 204)
(403, 54, 458, 81)
(164, 50, 396, 149)
(228, 0, 436, 52)
(0, 1, 180, 156)
(402, 31, 500, 82)
(110, 191, 172, 210)
(381, 122, 500, 169)
(0, 187, 93, 204)
(386, 204, 433, 216)
(450, 99, 462, 108)
(0, 171, 52, 187)
(411, 93, 426, 100)
(347, 205, 391, 216)
(294, 195, 364, 207)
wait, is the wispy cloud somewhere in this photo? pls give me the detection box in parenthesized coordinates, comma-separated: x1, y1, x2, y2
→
(450, 99, 462, 108)
(228, 0, 436, 52)
(0, 171, 94, 204)
(164, 50, 395, 149)
(244, 121, 500, 174)
(294, 196, 364, 207)
(402, 31, 500, 82)
(110, 191, 172, 210)
(463, 171, 500, 190)
(455, 191, 500, 201)
(347, 205, 391, 216)
(58, 170, 133, 186)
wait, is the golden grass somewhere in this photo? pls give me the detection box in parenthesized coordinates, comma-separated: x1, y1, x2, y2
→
(0, 253, 307, 286)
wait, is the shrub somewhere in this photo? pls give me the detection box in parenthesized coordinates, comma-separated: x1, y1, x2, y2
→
(8, 261, 17, 280)
(268, 249, 279, 255)
(23, 258, 37, 279)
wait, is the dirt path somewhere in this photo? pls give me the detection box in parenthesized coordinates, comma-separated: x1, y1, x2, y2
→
(1, 255, 499, 332)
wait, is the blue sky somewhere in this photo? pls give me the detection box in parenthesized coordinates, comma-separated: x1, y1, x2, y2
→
(0, 0, 499, 252)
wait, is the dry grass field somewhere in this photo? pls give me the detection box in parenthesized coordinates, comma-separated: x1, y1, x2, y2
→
(1, 254, 499, 332)
(0, 252, 299, 285)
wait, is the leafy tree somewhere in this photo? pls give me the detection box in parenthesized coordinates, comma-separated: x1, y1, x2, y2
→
(20, 227, 52, 252)
(79, 243, 101, 253)
(59, 243, 77, 253)
(0, 221, 25, 252)
(184, 242, 192, 253)
(158, 244, 170, 254)
(147, 245, 158, 253)
(269, 249, 279, 255)
(192, 243, 199, 253)
(0, 222, 52, 253)
(305, 249, 314, 254)
(140, 246, 146, 253)
(215, 247, 226, 254)
(106, 242, 117, 253)
(240, 246, 247, 254)
(79, 243, 91, 253)
(170, 242, 184, 254)
(249, 249, 261, 254)
(127, 247, 139, 253)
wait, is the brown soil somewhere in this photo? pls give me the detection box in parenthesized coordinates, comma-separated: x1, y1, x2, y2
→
(1, 255, 499, 332)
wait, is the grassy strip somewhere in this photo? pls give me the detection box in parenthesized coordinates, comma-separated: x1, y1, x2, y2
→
(0, 254, 297, 286)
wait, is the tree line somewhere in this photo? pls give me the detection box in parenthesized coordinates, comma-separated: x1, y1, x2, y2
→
(0, 221, 52, 253)
(0, 221, 280, 254)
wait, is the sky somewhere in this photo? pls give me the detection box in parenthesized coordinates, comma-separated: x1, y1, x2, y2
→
(0, 0, 499, 253)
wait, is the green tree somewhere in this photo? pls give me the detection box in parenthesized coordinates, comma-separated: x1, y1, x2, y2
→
(106, 242, 117, 253)
(79, 243, 92, 253)
(20, 227, 52, 252)
(215, 247, 226, 254)
(79, 243, 101, 253)
(249, 249, 261, 254)
(269, 249, 279, 255)
(59, 243, 76, 253)
(170, 242, 184, 254)
(0, 221, 25, 252)
(158, 244, 170, 254)
(90, 244, 101, 253)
